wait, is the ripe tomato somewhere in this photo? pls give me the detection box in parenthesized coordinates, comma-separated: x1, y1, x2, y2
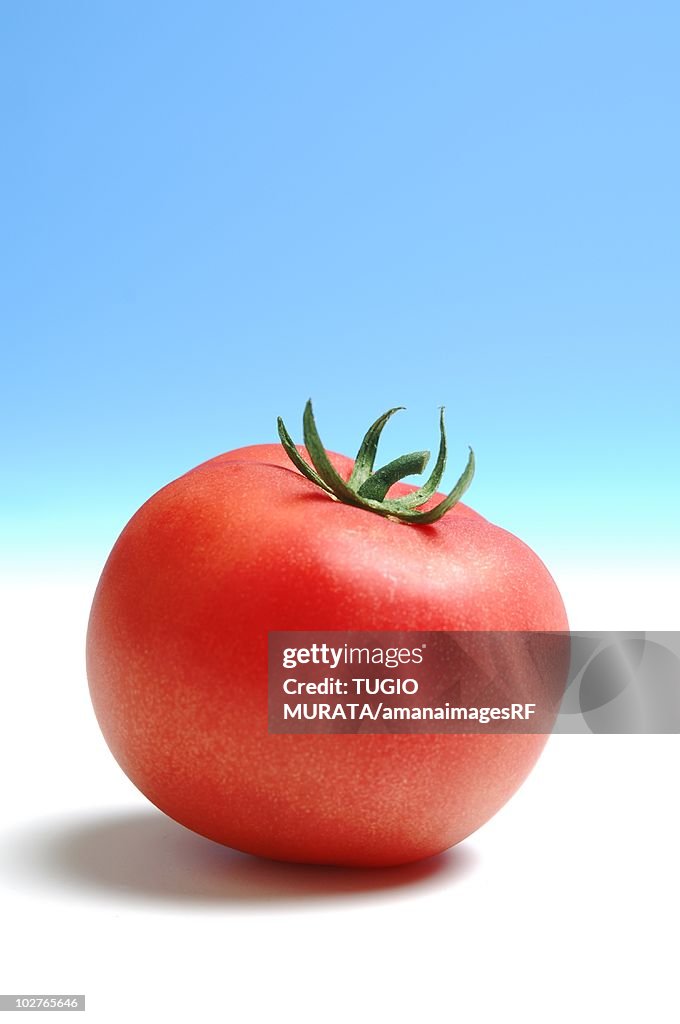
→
(87, 405, 567, 867)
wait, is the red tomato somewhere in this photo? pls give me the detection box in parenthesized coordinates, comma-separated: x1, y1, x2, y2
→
(87, 409, 567, 867)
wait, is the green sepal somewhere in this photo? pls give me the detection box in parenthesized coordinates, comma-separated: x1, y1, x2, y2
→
(301, 400, 367, 507)
(379, 447, 476, 523)
(347, 407, 405, 490)
(277, 416, 335, 496)
(380, 407, 447, 510)
(357, 451, 430, 501)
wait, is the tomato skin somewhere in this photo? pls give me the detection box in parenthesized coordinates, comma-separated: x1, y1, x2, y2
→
(86, 445, 568, 867)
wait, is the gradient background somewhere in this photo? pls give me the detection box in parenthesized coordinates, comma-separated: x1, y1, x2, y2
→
(3, 1, 678, 579)
(2, 7, 679, 1022)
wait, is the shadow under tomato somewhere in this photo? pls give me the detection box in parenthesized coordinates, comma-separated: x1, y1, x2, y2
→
(3, 809, 479, 908)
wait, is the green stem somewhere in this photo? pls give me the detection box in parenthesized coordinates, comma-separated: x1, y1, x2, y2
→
(277, 400, 475, 525)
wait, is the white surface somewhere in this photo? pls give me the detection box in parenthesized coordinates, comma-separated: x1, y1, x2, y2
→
(1, 567, 678, 1024)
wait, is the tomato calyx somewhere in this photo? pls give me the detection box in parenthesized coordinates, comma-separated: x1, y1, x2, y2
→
(277, 400, 475, 525)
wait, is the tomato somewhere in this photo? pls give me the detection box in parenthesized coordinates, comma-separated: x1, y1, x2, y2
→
(86, 405, 568, 867)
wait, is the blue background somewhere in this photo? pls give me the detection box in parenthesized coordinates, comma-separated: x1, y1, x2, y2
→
(2, 1, 678, 570)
